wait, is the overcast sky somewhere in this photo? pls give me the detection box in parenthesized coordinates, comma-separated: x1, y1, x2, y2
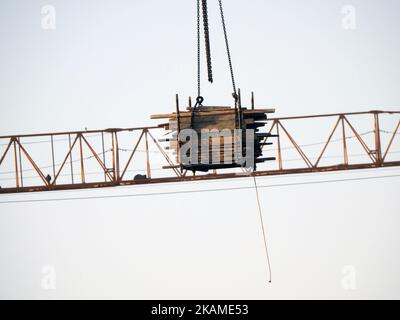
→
(0, 0, 400, 299)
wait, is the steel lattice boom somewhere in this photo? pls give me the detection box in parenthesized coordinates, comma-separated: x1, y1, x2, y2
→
(0, 110, 399, 194)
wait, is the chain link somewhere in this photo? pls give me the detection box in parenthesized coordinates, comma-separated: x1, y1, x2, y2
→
(202, 0, 213, 84)
(197, 0, 201, 98)
(196, 0, 237, 102)
(219, 0, 237, 97)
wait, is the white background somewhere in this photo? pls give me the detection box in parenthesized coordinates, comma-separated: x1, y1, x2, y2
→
(0, 0, 399, 299)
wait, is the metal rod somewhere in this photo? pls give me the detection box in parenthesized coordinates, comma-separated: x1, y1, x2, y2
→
(54, 135, 79, 184)
(279, 121, 313, 168)
(68, 134, 74, 184)
(79, 135, 85, 184)
(18, 137, 23, 188)
(120, 131, 145, 180)
(260, 121, 277, 150)
(147, 131, 181, 177)
(276, 122, 282, 170)
(51, 135, 56, 185)
(343, 117, 376, 163)
(0, 139, 13, 166)
(144, 130, 151, 179)
(13, 139, 20, 191)
(15, 140, 49, 186)
(341, 116, 349, 166)
(101, 132, 106, 182)
(176, 94, 181, 165)
(314, 117, 341, 168)
(81, 135, 114, 182)
(374, 112, 383, 165)
(111, 132, 116, 182)
(267, 110, 400, 122)
(0, 125, 161, 140)
(383, 120, 400, 161)
(237, 88, 242, 129)
(115, 132, 120, 182)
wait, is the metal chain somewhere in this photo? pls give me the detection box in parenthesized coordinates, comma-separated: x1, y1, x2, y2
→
(218, 0, 237, 97)
(197, 0, 201, 98)
(196, 0, 237, 104)
(202, 0, 213, 83)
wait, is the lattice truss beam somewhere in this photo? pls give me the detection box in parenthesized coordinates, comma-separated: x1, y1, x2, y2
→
(0, 111, 399, 194)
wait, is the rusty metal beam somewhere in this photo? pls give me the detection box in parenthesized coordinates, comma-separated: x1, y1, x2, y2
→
(1, 161, 400, 194)
(144, 130, 151, 179)
(268, 110, 400, 121)
(0, 126, 161, 140)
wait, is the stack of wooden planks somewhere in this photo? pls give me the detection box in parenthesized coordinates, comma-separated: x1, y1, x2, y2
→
(151, 105, 275, 172)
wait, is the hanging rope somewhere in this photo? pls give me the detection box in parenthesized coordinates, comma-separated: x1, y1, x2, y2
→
(253, 174, 272, 284)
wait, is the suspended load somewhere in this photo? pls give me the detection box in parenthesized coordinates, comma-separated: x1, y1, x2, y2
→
(151, 94, 276, 172)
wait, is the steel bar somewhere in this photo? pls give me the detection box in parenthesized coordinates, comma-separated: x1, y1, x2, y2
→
(18, 138, 23, 188)
(374, 113, 383, 165)
(101, 132, 106, 182)
(314, 116, 341, 168)
(278, 121, 313, 168)
(341, 116, 349, 166)
(68, 134, 74, 184)
(276, 122, 282, 170)
(343, 116, 376, 163)
(176, 94, 181, 165)
(120, 130, 145, 180)
(81, 135, 114, 182)
(144, 130, 151, 179)
(53, 135, 79, 185)
(51, 135, 56, 185)
(268, 110, 400, 121)
(79, 135, 85, 184)
(15, 140, 49, 186)
(13, 139, 20, 191)
(383, 120, 400, 161)
(115, 132, 120, 181)
(111, 132, 116, 182)
(0, 139, 13, 166)
(147, 131, 182, 177)
(0, 126, 161, 140)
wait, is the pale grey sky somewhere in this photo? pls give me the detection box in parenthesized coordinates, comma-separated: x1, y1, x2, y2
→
(0, 0, 400, 299)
